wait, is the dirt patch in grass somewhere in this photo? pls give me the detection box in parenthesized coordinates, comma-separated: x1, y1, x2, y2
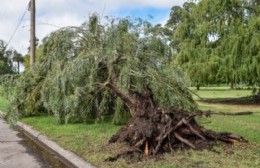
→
(199, 95, 260, 105)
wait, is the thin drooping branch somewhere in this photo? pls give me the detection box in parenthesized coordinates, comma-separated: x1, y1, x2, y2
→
(104, 82, 135, 117)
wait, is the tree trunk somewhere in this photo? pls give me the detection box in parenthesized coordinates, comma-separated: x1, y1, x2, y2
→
(17, 61, 20, 74)
(230, 82, 234, 90)
(254, 94, 260, 104)
(196, 85, 200, 90)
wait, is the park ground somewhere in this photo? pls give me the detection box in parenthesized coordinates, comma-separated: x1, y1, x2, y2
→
(0, 87, 259, 168)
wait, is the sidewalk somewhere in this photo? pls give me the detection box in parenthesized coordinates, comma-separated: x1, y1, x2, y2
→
(0, 116, 50, 168)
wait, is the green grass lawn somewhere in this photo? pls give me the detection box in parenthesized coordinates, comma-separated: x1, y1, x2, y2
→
(197, 102, 260, 143)
(21, 113, 260, 168)
(1, 87, 260, 168)
(190, 87, 253, 100)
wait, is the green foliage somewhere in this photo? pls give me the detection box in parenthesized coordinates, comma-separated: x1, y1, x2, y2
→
(0, 74, 18, 99)
(0, 86, 10, 113)
(8, 15, 196, 124)
(4, 73, 46, 125)
(0, 40, 24, 75)
(167, 0, 260, 90)
(12, 50, 24, 73)
(0, 40, 15, 75)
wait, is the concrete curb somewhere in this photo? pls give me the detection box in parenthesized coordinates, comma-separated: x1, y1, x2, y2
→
(0, 111, 96, 168)
(16, 122, 96, 168)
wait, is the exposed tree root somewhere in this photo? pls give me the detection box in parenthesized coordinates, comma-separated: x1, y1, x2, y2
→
(104, 82, 248, 161)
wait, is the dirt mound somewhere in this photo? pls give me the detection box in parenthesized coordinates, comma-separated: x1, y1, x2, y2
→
(108, 109, 246, 161)
(199, 95, 260, 105)
(103, 82, 247, 161)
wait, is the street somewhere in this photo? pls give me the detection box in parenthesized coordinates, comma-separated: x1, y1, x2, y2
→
(0, 117, 49, 168)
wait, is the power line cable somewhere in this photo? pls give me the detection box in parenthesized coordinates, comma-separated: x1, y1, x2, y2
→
(6, 4, 29, 49)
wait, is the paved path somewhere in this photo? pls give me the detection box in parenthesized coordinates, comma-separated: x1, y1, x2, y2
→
(0, 117, 50, 168)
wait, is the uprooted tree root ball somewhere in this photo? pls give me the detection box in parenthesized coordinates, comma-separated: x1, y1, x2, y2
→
(108, 109, 247, 161)
(104, 82, 247, 161)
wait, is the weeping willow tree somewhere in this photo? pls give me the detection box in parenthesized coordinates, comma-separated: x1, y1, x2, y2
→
(167, 0, 260, 90)
(6, 14, 196, 124)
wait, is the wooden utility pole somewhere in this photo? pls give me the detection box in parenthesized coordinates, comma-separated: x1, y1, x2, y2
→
(29, 0, 36, 70)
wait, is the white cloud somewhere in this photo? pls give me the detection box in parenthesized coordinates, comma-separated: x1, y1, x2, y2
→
(0, 0, 186, 55)
(102, 0, 185, 9)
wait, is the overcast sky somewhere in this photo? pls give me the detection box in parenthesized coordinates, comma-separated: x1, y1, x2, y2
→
(0, 0, 186, 55)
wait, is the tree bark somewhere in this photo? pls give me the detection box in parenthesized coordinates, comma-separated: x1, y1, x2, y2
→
(104, 82, 135, 117)
(196, 85, 200, 90)
(230, 82, 235, 90)
(17, 61, 20, 74)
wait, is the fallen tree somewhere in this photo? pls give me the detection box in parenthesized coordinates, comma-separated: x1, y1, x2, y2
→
(103, 82, 247, 161)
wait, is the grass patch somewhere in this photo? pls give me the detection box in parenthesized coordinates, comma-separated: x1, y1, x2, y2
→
(21, 115, 260, 168)
(21, 102, 260, 168)
(197, 102, 260, 143)
(190, 87, 253, 100)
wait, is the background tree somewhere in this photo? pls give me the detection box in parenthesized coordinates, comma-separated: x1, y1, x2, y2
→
(0, 40, 15, 75)
(12, 51, 24, 74)
(167, 0, 260, 90)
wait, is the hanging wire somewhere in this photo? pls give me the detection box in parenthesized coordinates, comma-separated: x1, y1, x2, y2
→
(5, 4, 29, 49)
